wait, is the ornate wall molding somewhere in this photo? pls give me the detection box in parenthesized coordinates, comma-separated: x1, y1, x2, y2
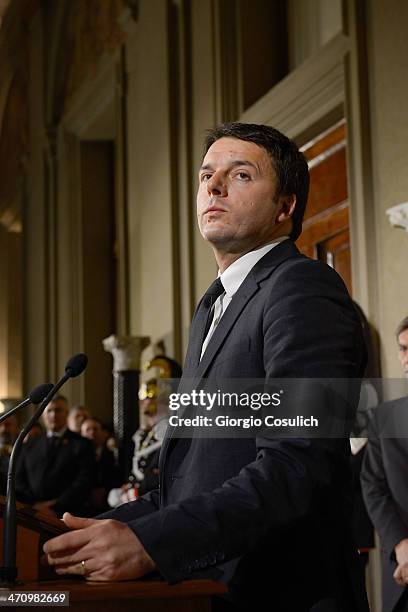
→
(48, 0, 127, 122)
(240, 33, 349, 139)
(60, 51, 118, 136)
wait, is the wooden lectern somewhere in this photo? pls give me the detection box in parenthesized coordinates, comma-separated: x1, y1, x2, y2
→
(0, 495, 68, 581)
(0, 497, 226, 611)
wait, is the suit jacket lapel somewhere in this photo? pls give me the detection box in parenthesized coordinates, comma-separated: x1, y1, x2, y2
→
(159, 277, 260, 471)
(196, 240, 301, 380)
(182, 296, 207, 376)
(160, 241, 301, 473)
(195, 275, 259, 379)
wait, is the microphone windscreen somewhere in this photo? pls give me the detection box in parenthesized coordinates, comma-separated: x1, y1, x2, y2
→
(65, 353, 88, 378)
(29, 383, 54, 404)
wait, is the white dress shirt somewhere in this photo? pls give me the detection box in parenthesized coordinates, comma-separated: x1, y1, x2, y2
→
(46, 427, 68, 438)
(200, 236, 289, 359)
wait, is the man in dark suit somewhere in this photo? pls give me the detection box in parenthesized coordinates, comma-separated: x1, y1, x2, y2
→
(16, 395, 95, 516)
(361, 316, 408, 612)
(81, 417, 121, 514)
(44, 123, 368, 611)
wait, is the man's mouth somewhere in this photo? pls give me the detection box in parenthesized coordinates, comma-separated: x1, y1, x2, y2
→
(204, 206, 227, 214)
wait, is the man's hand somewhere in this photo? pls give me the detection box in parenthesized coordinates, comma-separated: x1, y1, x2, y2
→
(393, 538, 408, 586)
(33, 500, 57, 517)
(43, 513, 156, 581)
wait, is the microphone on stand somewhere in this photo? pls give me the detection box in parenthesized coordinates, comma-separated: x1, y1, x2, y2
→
(0, 353, 88, 585)
(0, 384, 54, 425)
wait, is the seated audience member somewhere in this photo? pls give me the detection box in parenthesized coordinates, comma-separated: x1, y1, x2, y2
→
(81, 417, 121, 514)
(108, 355, 181, 507)
(362, 316, 408, 612)
(67, 405, 90, 433)
(15, 395, 95, 517)
(0, 412, 19, 495)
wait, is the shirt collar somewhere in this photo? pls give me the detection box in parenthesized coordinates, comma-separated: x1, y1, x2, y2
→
(47, 426, 68, 438)
(219, 237, 289, 298)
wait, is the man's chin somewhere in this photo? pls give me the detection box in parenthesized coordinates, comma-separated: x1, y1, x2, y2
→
(201, 227, 233, 245)
(201, 225, 221, 237)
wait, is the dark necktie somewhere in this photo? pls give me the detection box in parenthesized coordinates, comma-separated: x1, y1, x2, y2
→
(45, 435, 61, 468)
(47, 434, 61, 450)
(199, 277, 225, 342)
(186, 277, 225, 369)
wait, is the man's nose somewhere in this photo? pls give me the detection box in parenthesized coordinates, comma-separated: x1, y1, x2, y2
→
(207, 173, 227, 197)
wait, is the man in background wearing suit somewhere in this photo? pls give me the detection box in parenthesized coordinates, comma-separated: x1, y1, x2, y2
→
(16, 395, 95, 517)
(44, 123, 368, 611)
(362, 316, 408, 612)
(81, 417, 121, 515)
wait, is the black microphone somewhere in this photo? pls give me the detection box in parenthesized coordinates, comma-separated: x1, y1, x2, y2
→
(0, 353, 88, 585)
(65, 353, 88, 378)
(0, 384, 53, 425)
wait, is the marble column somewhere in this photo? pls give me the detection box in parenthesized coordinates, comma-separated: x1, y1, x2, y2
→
(103, 335, 149, 480)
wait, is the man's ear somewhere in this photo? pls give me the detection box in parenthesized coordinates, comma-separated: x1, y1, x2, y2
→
(276, 194, 297, 224)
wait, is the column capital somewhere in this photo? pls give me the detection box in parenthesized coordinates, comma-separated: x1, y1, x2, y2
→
(386, 202, 408, 232)
(102, 335, 150, 372)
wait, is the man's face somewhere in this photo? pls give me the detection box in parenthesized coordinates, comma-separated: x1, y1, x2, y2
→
(43, 400, 68, 433)
(68, 407, 89, 433)
(398, 329, 408, 377)
(0, 415, 18, 445)
(197, 137, 293, 254)
(81, 419, 104, 448)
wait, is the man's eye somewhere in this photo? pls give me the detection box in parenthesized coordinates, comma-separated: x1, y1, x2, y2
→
(235, 172, 250, 180)
(200, 173, 212, 182)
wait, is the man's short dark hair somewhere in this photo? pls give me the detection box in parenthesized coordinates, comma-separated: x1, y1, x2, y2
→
(203, 122, 310, 241)
(82, 416, 103, 428)
(51, 395, 68, 405)
(396, 316, 408, 339)
(69, 404, 87, 414)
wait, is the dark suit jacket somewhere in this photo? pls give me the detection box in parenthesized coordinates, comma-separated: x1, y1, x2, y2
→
(351, 447, 375, 551)
(101, 240, 368, 611)
(16, 429, 95, 515)
(85, 447, 122, 515)
(95, 447, 121, 491)
(361, 398, 408, 612)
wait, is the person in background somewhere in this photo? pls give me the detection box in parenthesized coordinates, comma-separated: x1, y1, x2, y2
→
(67, 405, 90, 434)
(108, 355, 182, 507)
(16, 395, 95, 517)
(398, 318, 408, 378)
(81, 417, 121, 515)
(362, 316, 408, 612)
(102, 422, 117, 455)
(349, 301, 380, 568)
(23, 422, 43, 444)
(0, 412, 19, 495)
